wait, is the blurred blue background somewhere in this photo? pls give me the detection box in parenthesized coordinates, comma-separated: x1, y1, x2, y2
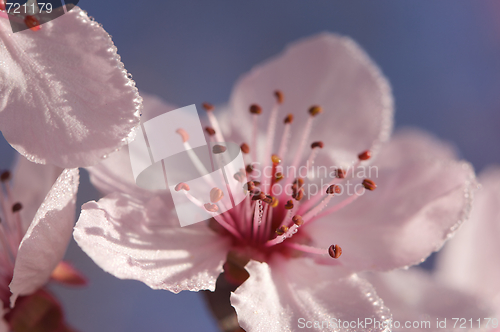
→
(1, 0, 499, 331)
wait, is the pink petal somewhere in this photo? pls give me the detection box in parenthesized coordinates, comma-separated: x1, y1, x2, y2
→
(87, 94, 176, 198)
(437, 166, 500, 312)
(231, 257, 391, 332)
(9, 168, 79, 306)
(73, 192, 231, 293)
(305, 129, 476, 271)
(365, 269, 492, 332)
(229, 32, 393, 165)
(0, 7, 141, 168)
(10, 155, 63, 230)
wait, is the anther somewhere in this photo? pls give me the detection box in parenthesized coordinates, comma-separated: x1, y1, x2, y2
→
(244, 181, 255, 192)
(202, 103, 214, 111)
(0, 171, 11, 182)
(326, 185, 341, 195)
(252, 192, 266, 201)
(284, 200, 294, 210)
(362, 179, 377, 191)
(210, 188, 224, 203)
(25, 16, 41, 31)
(284, 114, 294, 124)
(176, 128, 189, 143)
(12, 202, 23, 213)
(270, 196, 279, 208)
(233, 169, 246, 183)
(274, 90, 284, 104)
(212, 145, 227, 154)
(311, 141, 324, 149)
(292, 215, 304, 226)
(328, 244, 342, 259)
(308, 105, 322, 117)
(249, 104, 262, 115)
(240, 143, 250, 154)
(292, 188, 304, 201)
(245, 164, 254, 173)
(336, 168, 346, 179)
(275, 172, 284, 182)
(293, 178, 304, 188)
(358, 150, 372, 161)
(205, 127, 216, 136)
(204, 203, 219, 213)
(271, 154, 281, 164)
(175, 182, 190, 191)
(276, 225, 289, 235)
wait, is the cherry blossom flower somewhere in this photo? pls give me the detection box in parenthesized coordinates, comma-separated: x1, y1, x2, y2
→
(437, 166, 500, 317)
(74, 33, 475, 331)
(0, 156, 79, 330)
(0, 6, 141, 168)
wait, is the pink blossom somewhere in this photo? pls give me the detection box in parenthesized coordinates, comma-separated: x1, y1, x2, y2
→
(0, 6, 142, 168)
(74, 33, 475, 331)
(437, 166, 500, 315)
(0, 157, 79, 327)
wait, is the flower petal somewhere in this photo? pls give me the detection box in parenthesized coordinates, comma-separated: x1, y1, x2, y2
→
(0, 7, 141, 168)
(231, 257, 391, 332)
(87, 94, 176, 198)
(364, 268, 492, 332)
(74, 192, 231, 293)
(229, 32, 393, 166)
(9, 168, 79, 306)
(305, 129, 476, 271)
(437, 166, 500, 312)
(10, 155, 63, 230)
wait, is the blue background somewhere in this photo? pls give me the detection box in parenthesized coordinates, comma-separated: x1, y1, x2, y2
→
(1, 1, 499, 331)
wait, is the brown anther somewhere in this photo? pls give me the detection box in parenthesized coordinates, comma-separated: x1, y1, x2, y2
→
(292, 215, 304, 226)
(253, 181, 261, 186)
(240, 143, 250, 154)
(176, 128, 189, 143)
(204, 203, 219, 213)
(336, 168, 346, 179)
(311, 141, 324, 149)
(202, 103, 214, 111)
(205, 127, 216, 136)
(246, 164, 254, 173)
(284, 114, 294, 124)
(262, 195, 273, 205)
(25, 16, 41, 31)
(244, 181, 255, 192)
(358, 150, 372, 161)
(212, 145, 227, 154)
(326, 185, 341, 195)
(12, 202, 23, 213)
(328, 244, 342, 259)
(271, 154, 281, 164)
(308, 105, 323, 117)
(249, 104, 262, 115)
(275, 172, 284, 182)
(233, 170, 246, 183)
(293, 178, 305, 188)
(276, 225, 289, 236)
(284, 200, 294, 210)
(210, 188, 224, 203)
(175, 182, 190, 191)
(252, 192, 266, 201)
(292, 188, 304, 201)
(0, 171, 11, 182)
(362, 179, 377, 191)
(274, 90, 284, 104)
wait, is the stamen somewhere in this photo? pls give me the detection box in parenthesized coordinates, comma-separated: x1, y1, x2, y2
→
(277, 114, 293, 159)
(337, 168, 346, 179)
(306, 141, 324, 175)
(282, 242, 328, 256)
(274, 90, 284, 104)
(12, 202, 22, 213)
(203, 103, 226, 143)
(290, 106, 322, 175)
(233, 169, 246, 183)
(313, 185, 368, 222)
(292, 188, 304, 201)
(212, 145, 227, 154)
(174, 182, 190, 191)
(210, 188, 224, 203)
(249, 104, 262, 114)
(0, 171, 10, 182)
(205, 127, 216, 137)
(245, 164, 254, 174)
(240, 143, 250, 154)
(358, 150, 372, 161)
(249, 104, 262, 162)
(24, 15, 41, 31)
(204, 203, 219, 213)
(284, 200, 294, 210)
(262, 91, 284, 188)
(328, 244, 342, 259)
(302, 185, 338, 222)
(275, 225, 289, 235)
(292, 215, 304, 226)
(362, 179, 377, 191)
